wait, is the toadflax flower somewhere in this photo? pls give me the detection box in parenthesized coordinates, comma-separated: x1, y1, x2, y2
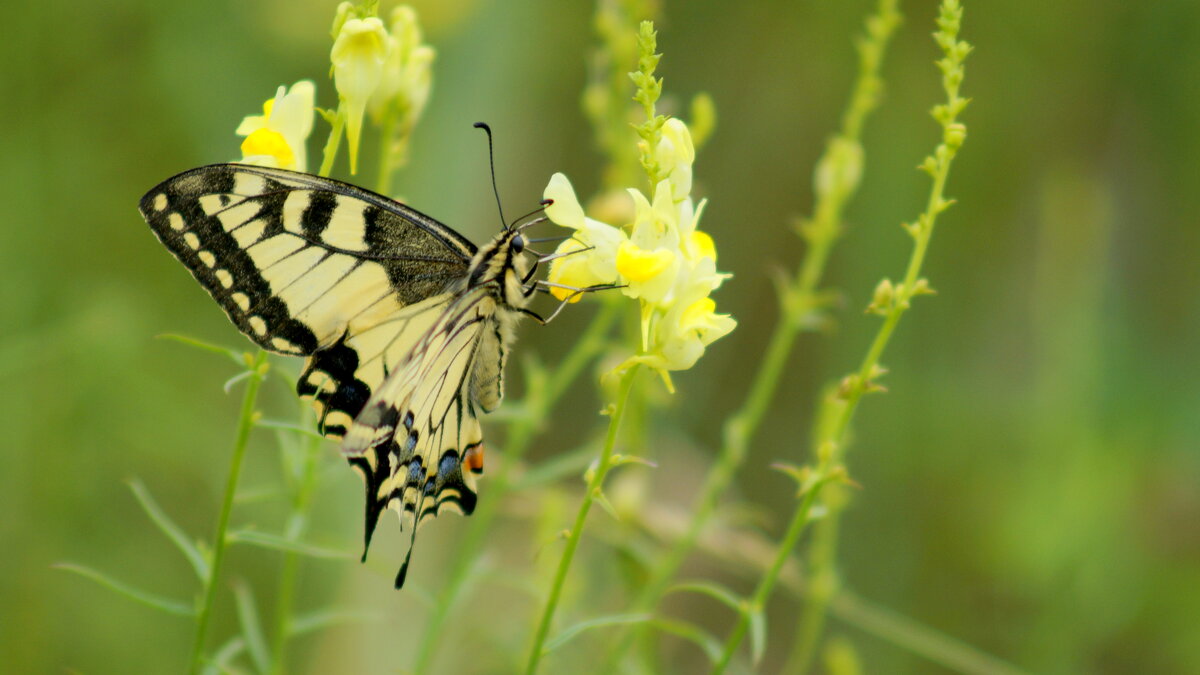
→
(235, 80, 316, 172)
(543, 118, 735, 389)
(543, 173, 627, 303)
(331, 7, 389, 173)
(368, 6, 435, 129)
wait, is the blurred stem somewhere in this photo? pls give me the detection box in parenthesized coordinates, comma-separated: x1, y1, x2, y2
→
(602, 0, 901, 667)
(586, 0, 658, 192)
(375, 108, 400, 195)
(318, 105, 346, 178)
(652, 490, 1029, 674)
(524, 364, 640, 675)
(712, 470, 838, 673)
(188, 351, 268, 674)
(376, 106, 413, 196)
(411, 300, 620, 674)
(784, 3, 971, 671)
(268, 421, 322, 675)
(827, 591, 1030, 675)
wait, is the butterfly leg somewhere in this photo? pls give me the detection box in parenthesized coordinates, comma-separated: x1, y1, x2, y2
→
(518, 307, 548, 325)
(526, 281, 625, 324)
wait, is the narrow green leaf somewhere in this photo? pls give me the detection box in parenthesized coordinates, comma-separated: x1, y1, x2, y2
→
(54, 563, 194, 617)
(543, 613, 653, 654)
(206, 635, 247, 675)
(157, 333, 243, 364)
(513, 443, 599, 490)
(650, 618, 723, 663)
(593, 489, 620, 521)
(609, 454, 658, 469)
(289, 608, 382, 636)
(223, 369, 255, 394)
(128, 479, 208, 581)
(226, 529, 354, 559)
(750, 606, 767, 666)
(232, 581, 271, 674)
(234, 484, 284, 505)
(666, 580, 745, 614)
(257, 419, 325, 440)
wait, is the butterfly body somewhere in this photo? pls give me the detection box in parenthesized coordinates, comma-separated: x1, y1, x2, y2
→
(139, 163, 534, 586)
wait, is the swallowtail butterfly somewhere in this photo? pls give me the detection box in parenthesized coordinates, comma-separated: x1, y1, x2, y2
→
(140, 162, 554, 587)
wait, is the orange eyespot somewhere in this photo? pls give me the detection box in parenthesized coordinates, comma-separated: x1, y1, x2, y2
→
(463, 444, 485, 474)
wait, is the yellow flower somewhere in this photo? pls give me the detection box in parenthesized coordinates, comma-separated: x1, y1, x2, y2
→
(616, 242, 675, 283)
(543, 173, 626, 301)
(621, 180, 681, 304)
(655, 287, 737, 372)
(654, 117, 695, 202)
(235, 81, 316, 172)
(368, 6, 435, 127)
(544, 117, 734, 387)
(331, 15, 389, 173)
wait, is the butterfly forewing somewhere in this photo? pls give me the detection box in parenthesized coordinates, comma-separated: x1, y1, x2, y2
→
(139, 164, 475, 435)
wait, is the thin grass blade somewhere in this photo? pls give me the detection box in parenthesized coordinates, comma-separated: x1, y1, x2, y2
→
(54, 563, 194, 617)
(233, 580, 271, 674)
(128, 479, 208, 580)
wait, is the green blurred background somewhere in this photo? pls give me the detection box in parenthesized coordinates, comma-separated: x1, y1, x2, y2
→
(4, 0, 1199, 672)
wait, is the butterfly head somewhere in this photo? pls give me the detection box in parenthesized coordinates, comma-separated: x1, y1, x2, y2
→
(468, 228, 534, 309)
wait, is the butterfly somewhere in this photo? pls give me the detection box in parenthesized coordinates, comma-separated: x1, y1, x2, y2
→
(139, 162, 574, 587)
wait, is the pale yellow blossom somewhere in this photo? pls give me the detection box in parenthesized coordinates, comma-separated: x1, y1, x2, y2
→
(618, 180, 681, 304)
(654, 118, 695, 202)
(543, 116, 734, 387)
(331, 15, 389, 173)
(235, 81, 315, 172)
(368, 7, 435, 127)
(544, 173, 626, 301)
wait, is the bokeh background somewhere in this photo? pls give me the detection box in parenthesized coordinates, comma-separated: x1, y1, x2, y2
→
(3, 0, 1199, 673)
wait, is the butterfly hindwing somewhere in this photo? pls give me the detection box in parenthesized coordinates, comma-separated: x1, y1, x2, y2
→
(342, 288, 495, 532)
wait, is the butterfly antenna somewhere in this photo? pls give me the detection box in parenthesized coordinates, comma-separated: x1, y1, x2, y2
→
(473, 122, 507, 229)
(509, 199, 553, 230)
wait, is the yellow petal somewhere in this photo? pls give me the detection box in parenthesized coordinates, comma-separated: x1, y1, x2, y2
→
(690, 230, 716, 262)
(616, 242, 675, 283)
(543, 173, 585, 228)
(681, 297, 716, 329)
(240, 128, 295, 169)
(547, 240, 596, 303)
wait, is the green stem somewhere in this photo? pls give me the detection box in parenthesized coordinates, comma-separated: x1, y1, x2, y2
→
(375, 107, 401, 195)
(601, 1, 901, 668)
(712, 474, 832, 673)
(188, 351, 268, 674)
(410, 300, 621, 674)
(268, 425, 321, 675)
(318, 106, 345, 178)
(524, 364, 640, 675)
(827, 592, 1030, 675)
(781, 5, 971, 671)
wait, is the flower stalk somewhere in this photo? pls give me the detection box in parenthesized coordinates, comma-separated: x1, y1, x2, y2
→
(601, 0, 901, 666)
(736, 3, 969, 670)
(410, 300, 621, 673)
(268, 416, 323, 675)
(524, 364, 641, 675)
(188, 351, 268, 674)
